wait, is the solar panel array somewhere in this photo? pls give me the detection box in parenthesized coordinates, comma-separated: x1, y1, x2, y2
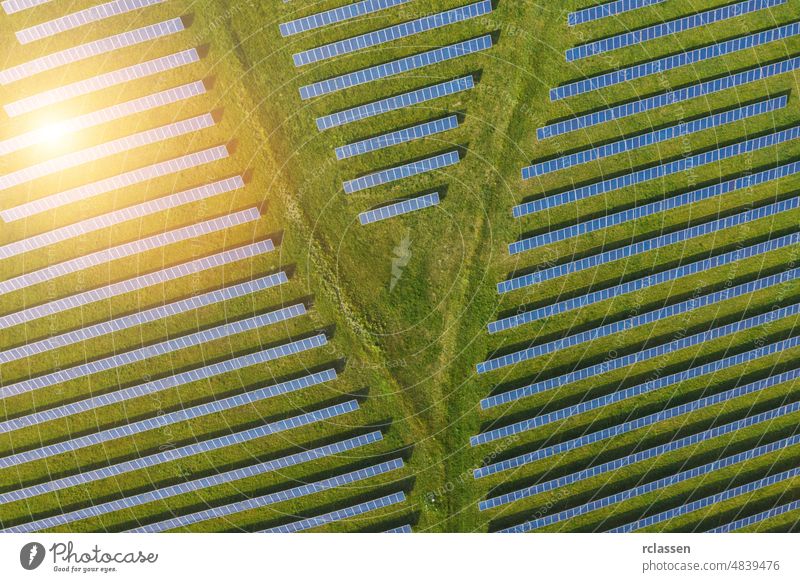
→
(0, 176, 244, 259)
(490, 233, 800, 334)
(609, 465, 800, 533)
(515, 126, 800, 217)
(385, 524, 413, 533)
(0, 239, 275, 329)
(538, 55, 800, 139)
(121, 458, 403, 534)
(300, 35, 492, 99)
(337, 116, 458, 160)
(4, 49, 201, 118)
(500, 197, 799, 292)
(317, 75, 474, 131)
(360, 193, 440, 225)
(0, 208, 260, 297)
(344, 151, 460, 193)
(476, 368, 800, 479)
(0, 18, 186, 85)
(481, 303, 800, 411)
(280, 0, 411, 37)
(568, 0, 665, 26)
(292, 1, 492, 66)
(15, 0, 168, 45)
(707, 500, 800, 533)
(261, 492, 407, 533)
(0, 396, 352, 506)
(566, 0, 786, 61)
(2, 0, 51, 14)
(0, 114, 216, 192)
(522, 96, 787, 179)
(0, 272, 287, 365)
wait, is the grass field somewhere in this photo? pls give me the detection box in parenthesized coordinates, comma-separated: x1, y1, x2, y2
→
(0, 0, 799, 533)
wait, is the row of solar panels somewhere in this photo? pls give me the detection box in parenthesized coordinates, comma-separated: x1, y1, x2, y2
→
(568, 0, 665, 26)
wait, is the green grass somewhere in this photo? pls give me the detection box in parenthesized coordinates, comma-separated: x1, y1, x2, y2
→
(0, 0, 798, 533)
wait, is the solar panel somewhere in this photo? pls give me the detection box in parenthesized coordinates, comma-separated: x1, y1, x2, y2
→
(490, 233, 800, 334)
(500, 197, 799, 293)
(1, 0, 51, 14)
(344, 151, 459, 193)
(609, 466, 800, 533)
(502, 434, 800, 532)
(1, 432, 390, 533)
(0, 239, 275, 329)
(537, 55, 800, 140)
(0, 208, 260, 298)
(0, 303, 306, 404)
(568, 0, 665, 26)
(0, 176, 244, 260)
(522, 96, 787, 179)
(481, 302, 800, 412)
(552, 21, 800, 101)
(515, 126, 800, 218)
(707, 499, 800, 532)
(385, 524, 413, 533)
(476, 368, 800, 479)
(517, 157, 800, 250)
(0, 81, 207, 158)
(261, 492, 407, 533)
(122, 458, 403, 534)
(301, 36, 492, 99)
(480, 391, 800, 510)
(474, 333, 800, 445)
(360, 193, 440, 225)
(0, 114, 216, 192)
(5, 49, 201, 118)
(0, 336, 329, 469)
(293, 1, 492, 66)
(317, 75, 474, 131)
(280, 0, 411, 36)
(567, 0, 786, 61)
(1, 145, 229, 222)
(16, 0, 168, 45)
(0, 388, 350, 505)
(0, 18, 185, 85)
(337, 117, 458, 160)
(0, 272, 287, 365)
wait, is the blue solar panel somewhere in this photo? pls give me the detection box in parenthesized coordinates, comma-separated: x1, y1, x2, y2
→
(360, 193, 440, 225)
(293, 1, 492, 66)
(567, 0, 786, 61)
(474, 334, 800, 445)
(552, 21, 800, 101)
(522, 96, 787, 179)
(260, 492, 407, 533)
(0, 336, 329, 469)
(124, 457, 402, 533)
(385, 524, 413, 533)
(317, 76, 474, 131)
(344, 151, 459, 193)
(609, 466, 800, 533)
(480, 392, 800, 510)
(516, 126, 800, 218)
(501, 434, 800, 532)
(7, 434, 383, 533)
(517, 157, 800, 250)
(568, 0, 665, 26)
(490, 233, 800, 334)
(538, 56, 800, 140)
(301, 36, 491, 99)
(0, 304, 307, 401)
(500, 197, 799, 293)
(0, 391, 349, 506)
(337, 116, 458, 160)
(0, 273, 288, 364)
(707, 499, 800, 532)
(280, 0, 411, 36)
(475, 367, 800, 478)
